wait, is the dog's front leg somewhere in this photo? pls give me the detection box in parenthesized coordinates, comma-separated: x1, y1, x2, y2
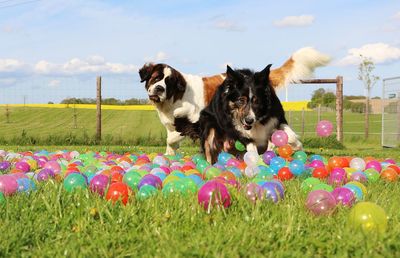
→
(246, 142, 258, 153)
(165, 130, 184, 155)
(280, 124, 303, 151)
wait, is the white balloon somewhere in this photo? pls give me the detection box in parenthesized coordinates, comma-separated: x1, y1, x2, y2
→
(244, 166, 260, 178)
(350, 157, 366, 171)
(244, 151, 260, 166)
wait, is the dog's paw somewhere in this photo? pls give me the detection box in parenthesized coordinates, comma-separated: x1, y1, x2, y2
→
(173, 107, 188, 118)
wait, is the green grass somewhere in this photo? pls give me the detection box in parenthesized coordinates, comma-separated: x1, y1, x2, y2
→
(0, 107, 384, 146)
(0, 146, 400, 257)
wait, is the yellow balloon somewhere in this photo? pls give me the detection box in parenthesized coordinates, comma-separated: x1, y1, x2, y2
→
(163, 175, 180, 186)
(348, 202, 388, 235)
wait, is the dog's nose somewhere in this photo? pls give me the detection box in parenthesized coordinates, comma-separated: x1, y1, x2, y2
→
(244, 117, 254, 125)
(155, 85, 165, 93)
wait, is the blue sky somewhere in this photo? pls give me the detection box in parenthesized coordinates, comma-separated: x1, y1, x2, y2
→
(1, 0, 400, 103)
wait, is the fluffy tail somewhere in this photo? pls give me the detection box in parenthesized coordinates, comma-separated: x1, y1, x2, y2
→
(269, 47, 331, 88)
(174, 117, 200, 140)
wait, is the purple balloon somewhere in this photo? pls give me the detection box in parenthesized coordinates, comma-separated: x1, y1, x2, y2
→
(89, 174, 109, 196)
(262, 151, 276, 165)
(261, 182, 284, 203)
(36, 168, 55, 182)
(0, 175, 19, 196)
(328, 168, 347, 186)
(0, 161, 11, 171)
(305, 190, 336, 216)
(331, 187, 355, 207)
(244, 183, 264, 204)
(350, 172, 367, 183)
(197, 180, 231, 210)
(138, 174, 162, 189)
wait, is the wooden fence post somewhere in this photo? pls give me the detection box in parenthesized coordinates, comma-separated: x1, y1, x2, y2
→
(336, 76, 343, 143)
(96, 76, 102, 142)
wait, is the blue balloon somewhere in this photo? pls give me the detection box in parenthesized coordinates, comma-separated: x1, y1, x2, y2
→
(289, 160, 305, 176)
(343, 184, 363, 201)
(226, 166, 242, 178)
(187, 174, 203, 186)
(270, 157, 286, 173)
(309, 154, 323, 162)
(154, 172, 167, 182)
(217, 152, 233, 165)
(261, 182, 284, 203)
(17, 178, 36, 193)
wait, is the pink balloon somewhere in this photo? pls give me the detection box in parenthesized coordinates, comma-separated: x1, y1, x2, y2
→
(15, 161, 30, 172)
(365, 160, 382, 172)
(305, 190, 336, 216)
(271, 130, 288, 147)
(44, 161, 61, 174)
(244, 183, 264, 204)
(198, 180, 231, 210)
(0, 175, 19, 196)
(316, 120, 333, 137)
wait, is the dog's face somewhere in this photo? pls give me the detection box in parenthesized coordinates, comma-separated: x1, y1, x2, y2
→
(138, 63, 186, 103)
(224, 65, 273, 130)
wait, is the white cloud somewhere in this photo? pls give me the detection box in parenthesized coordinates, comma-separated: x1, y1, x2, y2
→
(48, 79, 60, 88)
(0, 78, 17, 86)
(274, 15, 314, 27)
(214, 20, 245, 31)
(0, 59, 28, 73)
(393, 11, 400, 20)
(144, 51, 169, 63)
(337, 43, 400, 66)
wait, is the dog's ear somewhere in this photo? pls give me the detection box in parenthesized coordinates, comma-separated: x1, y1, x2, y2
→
(255, 64, 272, 84)
(139, 63, 154, 83)
(165, 69, 186, 92)
(226, 65, 237, 79)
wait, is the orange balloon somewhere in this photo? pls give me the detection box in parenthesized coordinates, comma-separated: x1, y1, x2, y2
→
(388, 165, 400, 175)
(219, 171, 236, 181)
(101, 169, 112, 176)
(380, 168, 398, 182)
(237, 161, 247, 172)
(110, 171, 123, 183)
(277, 144, 293, 159)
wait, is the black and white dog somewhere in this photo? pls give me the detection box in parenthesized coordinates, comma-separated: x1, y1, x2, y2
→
(182, 65, 296, 164)
(139, 48, 331, 155)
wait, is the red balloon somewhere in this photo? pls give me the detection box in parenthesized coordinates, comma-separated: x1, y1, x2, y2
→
(105, 182, 130, 205)
(110, 171, 123, 183)
(312, 167, 329, 179)
(277, 167, 293, 181)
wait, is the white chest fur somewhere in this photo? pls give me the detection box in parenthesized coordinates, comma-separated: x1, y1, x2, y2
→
(235, 117, 279, 148)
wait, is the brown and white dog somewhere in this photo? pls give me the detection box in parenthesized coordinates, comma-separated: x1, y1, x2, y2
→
(139, 47, 330, 155)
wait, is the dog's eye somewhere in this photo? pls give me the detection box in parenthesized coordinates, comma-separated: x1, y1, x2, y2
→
(237, 98, 246, 106)
(252, 97, 258, 104)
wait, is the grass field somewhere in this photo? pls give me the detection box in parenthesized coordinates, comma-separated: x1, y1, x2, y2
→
(0, 106, 383, 146)
(0, 146, 399, 257)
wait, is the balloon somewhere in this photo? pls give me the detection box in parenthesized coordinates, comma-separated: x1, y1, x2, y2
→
(137, 185, 158, 200)
(63, 173, 87, 192)
(293, 151, 307, 162)
(364, 168, 380, 183)
(122, 171, 142, 190)
(277, 167, 293, 180)
(380, 168, 398, 182)
(316, 120, 333, 137)
(205, 166, 221, 179)
(44, 161, 61, 174)
(89, 174, 109, 196)
(138, 174, 162, 189)
(244, 183, 264, 204)
(261, 182, 284, 203)
(36, 168, 55, 182)
(349, 158, 366, 171)
(262, 151, 276, 165)
(289, 160, 305, 176)
(0, 161, 11, 171)
(331, 187, 355, 207)
(235, 141, 246, 151)
(16, 178, 36, 193)
(305, 190, 336, 216)
(312, 167, 329, 179)
(343, 184, 363, 201)
(105, 182, 130, 205)
(277, 144, 293, 159)
(244, 166, 260, 178)
(0, 175, 19, 196)
(271, 130, 288, 147)
(348, 202, 388, 235)
(301, 177, 321, 193)
(15, 162, 30, 172)
(327, 168, 347, 186)
(350, 172, 367, 183)
(243, 151, 259, 167)
(270, 157, 286, 172)
(365, 160, 382, 172)
(311, 183, 333, 192)
(197, 180, 231, 210)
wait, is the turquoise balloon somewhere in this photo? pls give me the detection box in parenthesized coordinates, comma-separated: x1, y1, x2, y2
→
(293, 151, 307, 162)
(137, 185, 158, 200)
(123, 171, 142, 190)
(63, 173, 87, 192)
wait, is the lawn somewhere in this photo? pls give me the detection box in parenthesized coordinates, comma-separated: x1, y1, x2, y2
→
(0, 145, 399, 257)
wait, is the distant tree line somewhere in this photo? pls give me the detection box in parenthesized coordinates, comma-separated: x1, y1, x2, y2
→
(60, 97, 149, 105)
(307, 88, 373, 113)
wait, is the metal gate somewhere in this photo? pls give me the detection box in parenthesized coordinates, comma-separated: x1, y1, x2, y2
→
(382, 77, 400, 147)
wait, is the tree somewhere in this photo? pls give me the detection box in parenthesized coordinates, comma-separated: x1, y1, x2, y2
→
(358, 55, 380, 139)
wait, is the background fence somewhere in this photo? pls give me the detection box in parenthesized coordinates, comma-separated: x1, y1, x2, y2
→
(0, 74, 395, 147)
(382, 77, 400, 148)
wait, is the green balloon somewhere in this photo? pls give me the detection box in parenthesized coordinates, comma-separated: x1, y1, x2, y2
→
(192, 154, 205, 164)
(63, 173, 87, 192)
(162, 181, 181, 197)
(293, 151, 308, 162)
(348, 202, 388, 235)
(137, 185, 158, 200)
(196, 160, 210, 173)
(180, 178, 198, 194)
(0, 192, 5, 205)
(364, 168, 380, 183)
(235, 140, 246, 151)
(301, 177, 322, 193)
(311, 183, 333, 192)
(205, 167, 221, 179)
(136, 170, 149, 177)
(123, 171, 142, 190)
